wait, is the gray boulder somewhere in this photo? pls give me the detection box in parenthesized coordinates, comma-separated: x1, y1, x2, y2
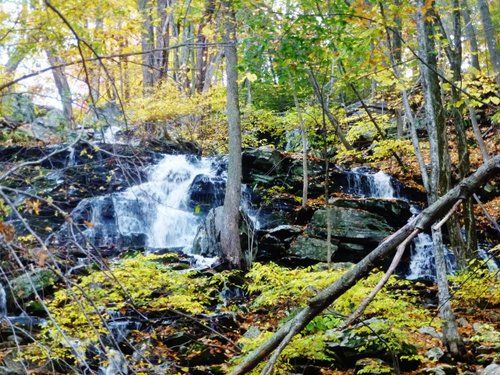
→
(306, 206, 393, 242)
(289, 236, 338, 262)
(192, 206, 224, 257)
(8, 269, 58, 307)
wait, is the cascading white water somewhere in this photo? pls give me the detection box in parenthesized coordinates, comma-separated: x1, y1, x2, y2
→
(347, 168, 396, 198)
(0, 284, 7, 317)
(346, 168, 456, 281)
(71, 154, 224, 252)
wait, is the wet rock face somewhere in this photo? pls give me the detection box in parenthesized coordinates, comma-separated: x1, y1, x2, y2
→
(192, 206, 223, 258)
(187, 174, 225, 214)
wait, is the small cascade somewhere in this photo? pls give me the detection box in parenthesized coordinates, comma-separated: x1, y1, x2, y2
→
(0, 284, 7, 318)
(67, 146, 76, 167)
(478, 246, 500, 272)
(98, 349, 128, 375)
(67, 154, 225, 252)
(405, 233, 456, 280)
(346, 167, 397, 198)
(345, 167, 458, 281)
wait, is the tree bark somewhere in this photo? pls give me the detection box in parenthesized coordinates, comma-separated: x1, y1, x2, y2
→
(461, 0, 481, 71)
(195, 0, 216, 92)
(416, 0, 464, 356)
(438, 0, 477, 266)
(230, 155, 500, 375)
(220, 0, 243, 270)
(45, 51, 75, 129)
(291, 78, 308, 208)
(155, 0, 170, 81)
(477, 0, 500, 87)
(466, 102, 490, 162)
(432, 224, 464, 355)
(139, 0, 155, 92)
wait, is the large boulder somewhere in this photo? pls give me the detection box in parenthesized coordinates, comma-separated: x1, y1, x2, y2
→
(187, 174, 225, 214)
(288, 236, 338, 262)
(242, 146, 284, 185)
(192, 206, 224, 257)
(302, 206, 395, 262)
(306, 206, 393, 242)
(329, 198, 411, 227)
(7, 269, 58, 311)
(257, 225, 304, 259)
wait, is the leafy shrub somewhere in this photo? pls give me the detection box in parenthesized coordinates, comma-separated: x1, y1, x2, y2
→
(22, 254, 217, 364)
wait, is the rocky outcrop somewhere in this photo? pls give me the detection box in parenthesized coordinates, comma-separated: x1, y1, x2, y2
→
(187, 174, 225, 214)
(288, 236, 337, 261)
(192, 206, 223, 257)
(7, 269, 58, 311)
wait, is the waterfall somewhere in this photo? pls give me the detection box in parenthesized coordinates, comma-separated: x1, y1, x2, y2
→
(346, 168, 456, 281)
(68, 154, 225, 252)
(0, 284, 7, 317)
(346, 168, 397, 198)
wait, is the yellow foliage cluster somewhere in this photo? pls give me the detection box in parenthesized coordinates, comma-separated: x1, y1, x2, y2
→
(236, 263, 435, 373)
(22, 254, 216, 364)
(127, 82, 228, 153)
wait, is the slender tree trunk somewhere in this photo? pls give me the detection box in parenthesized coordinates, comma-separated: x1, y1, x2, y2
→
(449, 0, 477, 265)
(202, 50, 223, 92)
(393, 0, 403, 63)
(435, 0, 477, 266)
(139, 0, 155, 92)
(432, 225, 464, 355)
(172, 16, 180, 83)
(461, 0, 481, 71)
(195, 0, 216, 92)
(416, 0, 463, 357)
(308, 69, 352, 150)
(477, 0, 500, 86)
(220, 0, 243, 270)
(379, 1, 430, 191)
(45, 51, 75, 129)
(291, 80, 308, 208)
(466, 102, 490, 161)
(155, 0, 169, 81)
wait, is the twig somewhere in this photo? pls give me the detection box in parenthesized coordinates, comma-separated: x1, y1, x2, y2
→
(339, 228, 420, 330)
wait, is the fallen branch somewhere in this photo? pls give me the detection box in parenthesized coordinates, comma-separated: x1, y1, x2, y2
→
(230, 155, 500, 375)
(339, 228, 420, 330)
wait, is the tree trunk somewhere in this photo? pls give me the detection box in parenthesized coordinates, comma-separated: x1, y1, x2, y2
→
(45, 51, 75, 129)
(229, 155, 500, 375)
(461, 0, 481, 71)
(477, 0, 500, 86)
(450, 0, 477, 266)
(291, 79, 308, 208)
(432, 224, 464, 355)
(308, 69, 352, 150)
(466, 102, 490, 161)
(139, 0, 155, 92)
(416, 0, 463, 356)
(220, 0, 243, 270)
(155, 0, 170, 81)
(378, 1, 430, 191)
(202, 50, 223, 92)
(195, 0, 216, 92)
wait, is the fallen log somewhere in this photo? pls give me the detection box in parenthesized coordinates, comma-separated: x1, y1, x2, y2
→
(230, 155, 500, 375)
